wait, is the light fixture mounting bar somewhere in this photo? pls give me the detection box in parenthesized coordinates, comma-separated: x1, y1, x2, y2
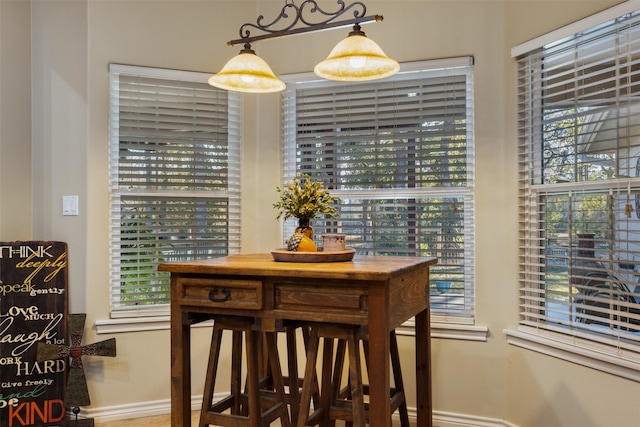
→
(226, 0, 382, 47)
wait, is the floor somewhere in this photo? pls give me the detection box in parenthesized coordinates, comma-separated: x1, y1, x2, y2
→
(94, 412, 408, 426)
(95, 412, 199, 427)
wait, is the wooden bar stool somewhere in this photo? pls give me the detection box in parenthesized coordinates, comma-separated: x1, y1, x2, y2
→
(199, 316, 291, 427)
(297, 324, 408, 427)
(259, 322, 320, 424)
(333, 331, 409, 427)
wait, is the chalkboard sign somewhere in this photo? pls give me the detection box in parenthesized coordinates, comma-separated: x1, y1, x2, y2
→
(0, 241, 68, 426)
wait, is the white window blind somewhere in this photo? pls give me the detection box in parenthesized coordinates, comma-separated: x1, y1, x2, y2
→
(109, 65, 241, 318)
(515, 7, 640, 370)
(282, 58, 475, 320)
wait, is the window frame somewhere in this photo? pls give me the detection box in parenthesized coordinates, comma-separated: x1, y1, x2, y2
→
(508, 1, 640, 381)
(280, 57, 479, 328)
(105, 64, 241, 321)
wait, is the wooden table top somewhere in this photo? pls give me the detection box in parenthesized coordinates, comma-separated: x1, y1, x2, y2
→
(158, 253, 437, 281)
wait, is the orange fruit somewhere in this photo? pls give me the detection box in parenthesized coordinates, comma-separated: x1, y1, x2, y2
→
(297, 236, 317, 252)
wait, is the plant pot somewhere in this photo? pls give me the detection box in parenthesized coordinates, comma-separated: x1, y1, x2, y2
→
(435, 281, 452, 293)
(295, 218, 313, 239)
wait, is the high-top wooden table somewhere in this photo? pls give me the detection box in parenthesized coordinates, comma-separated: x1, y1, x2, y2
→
(159, 253, 436, 427)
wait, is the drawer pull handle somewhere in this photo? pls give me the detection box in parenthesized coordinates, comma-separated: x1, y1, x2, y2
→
(209, 288, 231, 302)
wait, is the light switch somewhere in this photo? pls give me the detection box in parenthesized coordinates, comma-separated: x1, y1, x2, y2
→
(63, 195, 79, 216)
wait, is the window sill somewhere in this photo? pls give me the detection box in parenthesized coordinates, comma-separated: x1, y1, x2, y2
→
(96, 316, 209, 334)
(504, 327, 640, 382)
(96, 316, 489, 341)
(397, 318, 488, 341)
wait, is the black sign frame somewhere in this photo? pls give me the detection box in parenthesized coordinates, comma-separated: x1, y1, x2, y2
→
(0, 241, 68, 427)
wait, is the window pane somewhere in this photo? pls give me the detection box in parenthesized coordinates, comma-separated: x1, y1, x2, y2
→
(528, 191, 640, 335)
(112, 196, 230, 305)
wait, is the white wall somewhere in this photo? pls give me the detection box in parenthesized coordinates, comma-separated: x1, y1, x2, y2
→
(2, 1, 639, 426)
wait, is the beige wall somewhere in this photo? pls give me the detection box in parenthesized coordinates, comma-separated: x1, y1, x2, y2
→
(2, 0, 639, 426)
(0, 0, 31, 239)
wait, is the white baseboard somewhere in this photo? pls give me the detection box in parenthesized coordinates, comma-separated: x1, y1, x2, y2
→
(81, 395, 203, 422)
(434, 411, 519, 427)
(83, 395, 518, 427)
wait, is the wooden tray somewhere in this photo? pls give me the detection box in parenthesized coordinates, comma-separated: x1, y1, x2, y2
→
(271, 248, 356, 263)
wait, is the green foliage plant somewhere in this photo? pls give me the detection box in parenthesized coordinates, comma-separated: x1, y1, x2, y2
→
(273, 173, 340, 223)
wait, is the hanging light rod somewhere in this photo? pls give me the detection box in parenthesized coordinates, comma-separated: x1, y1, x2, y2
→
(209, 0, 399, 93)
(226, 1, 382, 46)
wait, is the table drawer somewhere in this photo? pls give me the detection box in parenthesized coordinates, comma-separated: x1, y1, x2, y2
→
(178, 277, 263, 310)
(275, 283, 368, 315)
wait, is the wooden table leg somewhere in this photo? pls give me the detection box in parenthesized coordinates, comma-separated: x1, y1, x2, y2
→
(415, 309, 432, 427)
(171, 309, 191, 427)
(367, 285, 391, 427)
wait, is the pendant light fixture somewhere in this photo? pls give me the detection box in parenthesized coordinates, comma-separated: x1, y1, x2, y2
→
(314, 23, 399, 81)
(209, 0, 399, 94)
(208, 44, 286, 93)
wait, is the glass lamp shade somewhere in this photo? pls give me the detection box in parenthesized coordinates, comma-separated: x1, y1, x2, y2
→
(208, 49, 286, 93)
(314, 33, 400, 82)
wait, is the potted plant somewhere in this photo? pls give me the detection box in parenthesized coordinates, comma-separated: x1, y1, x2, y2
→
(273, 173, 339, 251)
